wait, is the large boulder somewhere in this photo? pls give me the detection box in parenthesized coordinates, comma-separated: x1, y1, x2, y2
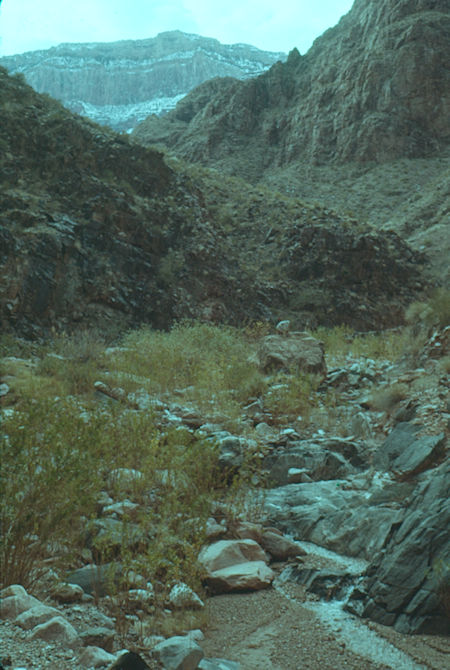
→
(258, 333, 326, 377)
(198, 540, 274, 593)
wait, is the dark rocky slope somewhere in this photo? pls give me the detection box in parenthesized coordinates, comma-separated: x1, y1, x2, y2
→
(0, 67, 260, 337)
(0, 67, 429, 337)
(134, 0, 450, 171)
(0, 32, 284, 132)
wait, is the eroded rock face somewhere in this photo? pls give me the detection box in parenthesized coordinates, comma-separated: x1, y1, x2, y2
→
(263, 420, 449, 634)
(348, 461, 450, 634)
(134, 0, 450, 171)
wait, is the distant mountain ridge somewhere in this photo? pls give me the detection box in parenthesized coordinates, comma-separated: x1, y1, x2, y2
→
(0, 31, 285, 131)
(133, 0, 450, 170)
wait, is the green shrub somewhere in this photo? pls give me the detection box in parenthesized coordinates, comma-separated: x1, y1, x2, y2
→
(311, 325, 413, 362)
(0, 398, 104, 587)
(263, 372, 319, 423)
(0, 394, 225, 592)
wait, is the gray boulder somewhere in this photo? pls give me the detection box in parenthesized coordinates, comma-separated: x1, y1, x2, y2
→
(258, 332, 326, 377)
(264, 480, 402, 560)
(198, 539, 274, 593)
(152, 636, 204, 670)
(374, 423, 446, 478)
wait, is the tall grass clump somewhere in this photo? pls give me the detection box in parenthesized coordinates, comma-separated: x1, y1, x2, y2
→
(263, 372, 319, 424)
(35, 330, 107, 397)
(311, 325, 413, 363)
(1, 397, 105, 587)
(110, 322, 265, 413)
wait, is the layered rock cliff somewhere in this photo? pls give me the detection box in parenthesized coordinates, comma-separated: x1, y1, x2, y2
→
(0, 31, 284, 132)
(134, 0, 450, 170)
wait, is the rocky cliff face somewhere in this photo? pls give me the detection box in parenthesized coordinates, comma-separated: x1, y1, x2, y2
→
(0, 31, 284, 132)
(134, 0, 450, 170)
(0, 67, 428, 337)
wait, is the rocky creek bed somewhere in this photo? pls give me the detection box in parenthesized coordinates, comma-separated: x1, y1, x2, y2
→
(1, 326, 449, 669)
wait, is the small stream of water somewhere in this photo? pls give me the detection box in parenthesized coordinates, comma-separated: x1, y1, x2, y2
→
(274, 541, 429, 670)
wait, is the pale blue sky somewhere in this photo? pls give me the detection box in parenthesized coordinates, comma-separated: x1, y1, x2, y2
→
(0, 0, 354, 56)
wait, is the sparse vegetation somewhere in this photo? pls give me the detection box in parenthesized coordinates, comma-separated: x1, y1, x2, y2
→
(262, 371, 319, 424)
(367, 382, 409, 412)
(406, 288, 450, 330)
(0, 323, 268, 604)
(109, 322, 266, 416)
(0, 395, 222, 594)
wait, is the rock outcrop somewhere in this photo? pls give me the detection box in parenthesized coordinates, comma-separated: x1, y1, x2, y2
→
(0, 31, 284, 132)
(134, 0, 450, 173)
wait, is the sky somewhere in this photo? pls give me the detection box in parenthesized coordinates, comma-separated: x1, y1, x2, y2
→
(0, 0, 354, 57)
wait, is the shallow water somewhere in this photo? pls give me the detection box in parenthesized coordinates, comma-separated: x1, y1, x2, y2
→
(275, 542, 428, 670)
(304, 599, 427, 670)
